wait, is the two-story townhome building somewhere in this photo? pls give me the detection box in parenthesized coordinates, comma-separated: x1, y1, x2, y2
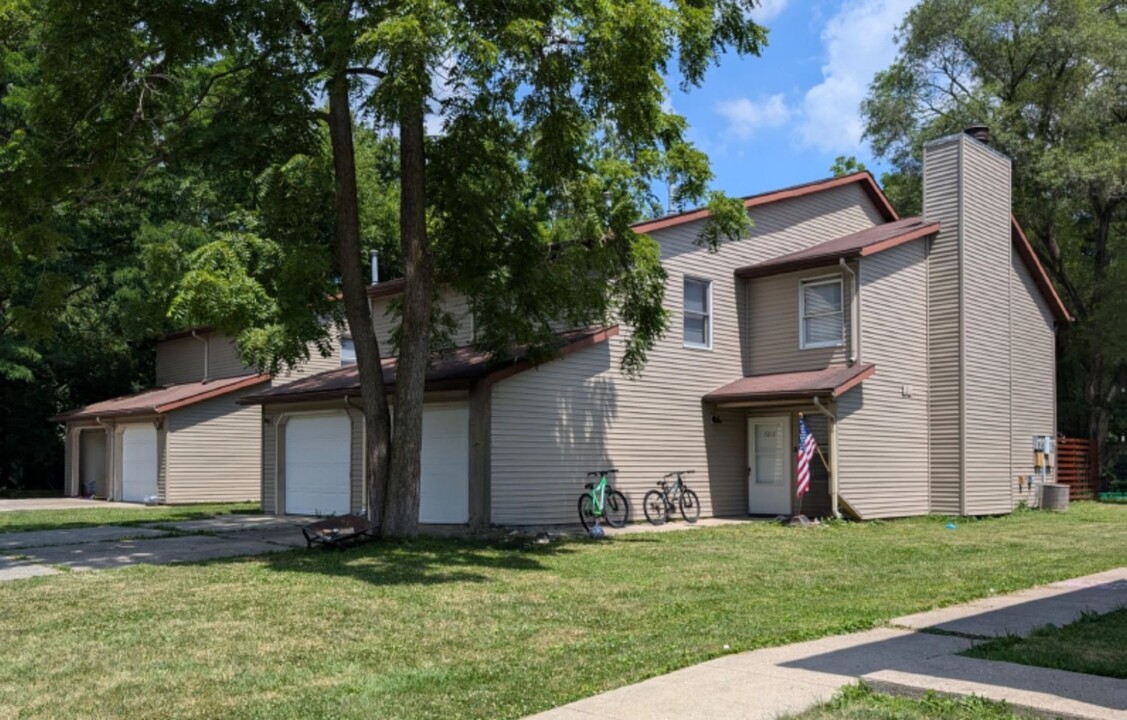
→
(53, 328, 347, 504)
(242, 128, 1069, 527)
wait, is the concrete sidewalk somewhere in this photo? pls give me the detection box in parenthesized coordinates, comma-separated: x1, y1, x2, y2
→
(525, 568, 1127, 720)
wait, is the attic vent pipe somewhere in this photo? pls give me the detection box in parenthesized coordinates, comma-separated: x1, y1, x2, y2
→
(964, 124, 990, 145)
(370, 250, 379, 285)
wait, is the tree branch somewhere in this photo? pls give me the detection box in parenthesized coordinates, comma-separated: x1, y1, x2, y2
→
(345, 67, 386, 79)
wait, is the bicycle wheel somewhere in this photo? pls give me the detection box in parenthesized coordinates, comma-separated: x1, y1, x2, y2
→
(604, 490, 629, 528)
(578, 494, 597, 532)
(643, 490, 668, 525)
(679, 489, 700, 524)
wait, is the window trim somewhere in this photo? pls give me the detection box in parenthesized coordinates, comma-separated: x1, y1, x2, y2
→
(682, 276, 713, 351)
(799, 275, 845, 350)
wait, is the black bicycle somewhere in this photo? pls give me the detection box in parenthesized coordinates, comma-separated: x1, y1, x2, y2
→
(578, 469, 630, 531)
(642, 470, 700, 525)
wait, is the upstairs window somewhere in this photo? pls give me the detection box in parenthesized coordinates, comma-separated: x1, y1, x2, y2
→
(340, 338, 357, 366)
(683, 277, 712, 349)
(800, 277, 844, 349)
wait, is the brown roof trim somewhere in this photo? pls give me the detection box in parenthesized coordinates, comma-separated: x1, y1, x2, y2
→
(704, 364, 876, 404)
(735, 218, 939, 280)
(156, 374, 271, 413)
(366, 278, 406, 299)
(157, 326, 214, 342)
(632, 172, 899, 235)
(1011, 216, 1072, 323)
(481, 325, 620, 387)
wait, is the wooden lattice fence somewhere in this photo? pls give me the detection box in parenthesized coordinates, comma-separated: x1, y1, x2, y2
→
(1056, 437, 1096, 500)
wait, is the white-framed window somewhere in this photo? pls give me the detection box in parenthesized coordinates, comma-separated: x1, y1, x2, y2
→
(799, 276, 844, 349)
(340, 337, 356, 366)
(683, 276, 712, 349)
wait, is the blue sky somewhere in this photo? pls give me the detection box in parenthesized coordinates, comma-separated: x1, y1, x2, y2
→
(666, 0, 917, 199)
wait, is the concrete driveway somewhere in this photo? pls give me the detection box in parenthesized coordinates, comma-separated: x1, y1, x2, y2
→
(0, 514, 315, 581)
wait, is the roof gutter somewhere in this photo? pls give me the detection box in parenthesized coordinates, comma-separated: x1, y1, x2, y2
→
(810, 397, 840, 519)
(190, 330, 209, 382)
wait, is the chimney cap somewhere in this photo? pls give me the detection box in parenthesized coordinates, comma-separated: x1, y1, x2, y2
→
(964, 124, 990, 144)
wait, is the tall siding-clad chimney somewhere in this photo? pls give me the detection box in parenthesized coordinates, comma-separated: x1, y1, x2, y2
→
(923, 131, 1014, 517)
(370, 249, 379, 284)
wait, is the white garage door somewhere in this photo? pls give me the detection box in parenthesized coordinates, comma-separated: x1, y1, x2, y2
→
(419, 403, 470, 524)
(121, 425, 158, 503)
(285, 414, 352, 516)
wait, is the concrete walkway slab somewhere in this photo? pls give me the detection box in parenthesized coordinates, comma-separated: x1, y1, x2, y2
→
(890, 567, 1127, 638)
(525, 569, 1127, 720)
(0, 557, 60, 581)
(146, 515, 313, 533)
(1, 525, 169, 551)
(13, 534, 290, 571)
(864, 654, 1127, 719)
(0, 498, 146, 512)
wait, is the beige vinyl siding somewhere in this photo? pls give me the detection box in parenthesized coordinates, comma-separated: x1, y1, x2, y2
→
(156, 337, 205, 385)
(164, 389, 262, 503)
(747, 267, 851, 375)
(259, 402, 363, 515)
(370, 287, 474, 354)
(207, 335, 257, 380)
(923, 138, 964, 514)
(274, 332, 346, 385)
(837, 240, 931, 518)
(491, 184, 887, 526)
(1010, 252, 1057, 507)
(960, 140, 1014, 515)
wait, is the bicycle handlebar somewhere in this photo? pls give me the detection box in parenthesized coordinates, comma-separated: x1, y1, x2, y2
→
(586, 468, 619, 477)
(662, 470, 696, 478)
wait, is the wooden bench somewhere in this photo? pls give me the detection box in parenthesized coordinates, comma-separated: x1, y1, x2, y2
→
(300, 514, 375, 550)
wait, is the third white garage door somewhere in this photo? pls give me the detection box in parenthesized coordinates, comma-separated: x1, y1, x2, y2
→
(419, 403, 470, 524)
(285, 414, 351, 516)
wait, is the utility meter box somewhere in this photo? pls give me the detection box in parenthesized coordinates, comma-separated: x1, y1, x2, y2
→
(1032, 435, 1054, 469)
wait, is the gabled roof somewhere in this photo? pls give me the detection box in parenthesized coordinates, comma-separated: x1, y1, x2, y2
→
(51, 373, 270, 422)
(734, 217, 939, 280)
(632, 172, 899, 235)
(704, 364, 876, 405)
(1011, 216, 1071, 323)
(241, 326, 619, 405)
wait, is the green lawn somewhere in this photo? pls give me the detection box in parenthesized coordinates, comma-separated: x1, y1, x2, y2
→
(783, 684, 1034, 719)
(0, 504, 1124, 719)
(964, 607, 1127, 678)
(0, 502, 260, 533)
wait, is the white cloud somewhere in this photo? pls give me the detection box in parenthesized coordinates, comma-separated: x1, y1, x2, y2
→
(794, 0, 915, 153)
(750, 0, 789, 22)
(715, 94, 791, 139)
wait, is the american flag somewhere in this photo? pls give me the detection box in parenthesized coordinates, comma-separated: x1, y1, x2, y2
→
(796, 416, 817, 498)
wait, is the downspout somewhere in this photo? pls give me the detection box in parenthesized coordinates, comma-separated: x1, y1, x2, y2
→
(839, 258, 858, 366)
(810, 397, 840, 519)
(190, 330, 209, 381)
(273, 412, 286, 516)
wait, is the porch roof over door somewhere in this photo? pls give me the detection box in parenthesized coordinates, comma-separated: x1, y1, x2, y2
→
(704, 364, 876, 405)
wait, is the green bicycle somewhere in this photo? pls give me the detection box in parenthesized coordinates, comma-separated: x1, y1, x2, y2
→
(578, 469, 629, 531)
(643, 470, 700, 525)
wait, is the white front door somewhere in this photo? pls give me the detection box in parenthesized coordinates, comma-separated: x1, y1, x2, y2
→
(748, 416, 792, 515)
(419, 403, 470, 524)
(285, 414, 352, 516)
(121, 425, 158, 503)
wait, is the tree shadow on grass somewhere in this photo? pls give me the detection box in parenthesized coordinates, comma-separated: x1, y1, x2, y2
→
(247, 534, 583, 587)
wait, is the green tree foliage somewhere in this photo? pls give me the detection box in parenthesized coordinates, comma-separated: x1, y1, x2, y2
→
(861, 0, 1126, 481)
(16, 1, 766, 532)
(829, 155, 867, 177)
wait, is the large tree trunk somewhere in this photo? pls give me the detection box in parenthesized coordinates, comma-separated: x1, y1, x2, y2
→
(327, 75, 392, 525)
(382, 94, 433, 538)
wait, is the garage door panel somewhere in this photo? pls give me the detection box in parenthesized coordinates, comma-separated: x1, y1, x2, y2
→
(285, 414, 351, 516)
(121, 425, 158, 503)
(419, 404, 469, 524)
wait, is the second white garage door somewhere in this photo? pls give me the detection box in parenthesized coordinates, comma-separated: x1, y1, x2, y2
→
(121, 424, 158, 503)
(285, 414, 351, 516)
(419, 403, 470, 524)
